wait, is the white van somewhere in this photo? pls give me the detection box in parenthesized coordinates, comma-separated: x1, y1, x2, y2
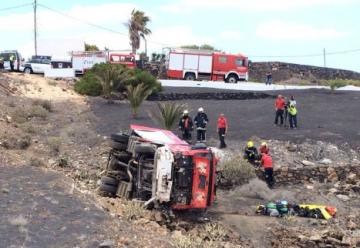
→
(0, 50, 24, 71)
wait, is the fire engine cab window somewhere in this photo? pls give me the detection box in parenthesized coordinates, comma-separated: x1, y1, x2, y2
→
(219, 56, 227, 63)
(235, 58, 244, 66)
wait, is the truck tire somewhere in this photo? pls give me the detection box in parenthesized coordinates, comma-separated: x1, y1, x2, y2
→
(226, 74, 238, 84)
(111, 133, 129, 143)
(99, 183, 117, 195)
(184, 73, 195, 81)
(24, 67, 32, 74)
(101, 176, 119, 186)
(135, 144, 155, 154)
(113, 151, 132, 162)
(110, 140, 127, 151)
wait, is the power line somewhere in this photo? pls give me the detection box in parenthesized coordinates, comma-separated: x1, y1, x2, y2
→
(0, 3, 33, 12)
(37, 3, 170, 47)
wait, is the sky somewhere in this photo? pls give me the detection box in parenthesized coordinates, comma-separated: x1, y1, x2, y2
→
(1, 0, 359, 72)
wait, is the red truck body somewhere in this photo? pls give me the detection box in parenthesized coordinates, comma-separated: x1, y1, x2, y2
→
(166, 49, 248, 83)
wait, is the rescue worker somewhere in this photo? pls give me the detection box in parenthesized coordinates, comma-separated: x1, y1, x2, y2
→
(265, 72, 272, 85)
(217, 113, 228, 149)
(194, 107, 209, 142)
(244, 141, 260, 166)
(288, 104, 298, 129)
(274, 95, 286, 126)
(261, 152, 274, 188)
(9, 54, 15, 71)
(178, 110, 193, 141)
(260, 141, 269, 154)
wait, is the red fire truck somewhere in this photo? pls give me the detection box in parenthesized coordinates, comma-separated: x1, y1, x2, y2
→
(166, 49, 249, 83)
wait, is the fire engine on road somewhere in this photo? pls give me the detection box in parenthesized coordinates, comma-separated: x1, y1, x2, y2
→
(166, 48, 249, 83)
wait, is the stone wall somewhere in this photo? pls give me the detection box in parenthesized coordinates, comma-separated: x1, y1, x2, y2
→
(249, 62, 360, 83)
(148, 92, 273, 101)
(266, 164, 360, 185)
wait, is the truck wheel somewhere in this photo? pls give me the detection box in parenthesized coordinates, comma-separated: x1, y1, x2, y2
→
(110, 140, 127, 151)
(101, 176, 119, 186)
(111, 133, 129, 143)
(184, 73, 195, 81)
(135, 144, 155, 154)
(99, 183, 117, 195)
(226, 75, 238, 84)
(113, 151, 132, 162)
(24, 67, 32, 74)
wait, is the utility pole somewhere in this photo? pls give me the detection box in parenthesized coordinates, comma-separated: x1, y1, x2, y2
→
(323, 48, 326, 68)
(34, 0, 38, 55)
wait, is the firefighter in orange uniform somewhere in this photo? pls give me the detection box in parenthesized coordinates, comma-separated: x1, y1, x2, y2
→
(261, 152, 274, 188)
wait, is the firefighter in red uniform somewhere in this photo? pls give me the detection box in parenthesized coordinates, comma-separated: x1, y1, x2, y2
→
(261, 153, 274, 188)
(178, 110, 193, 141)
(274, 95, 286, 126)
(217, 113, 228, 148)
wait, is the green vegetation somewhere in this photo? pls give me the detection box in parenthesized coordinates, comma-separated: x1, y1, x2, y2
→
(84, 43, 100, 51)
(154, 102, 186, 130)
(126, 84, 152, 118)
(218, 155, 256, 186)
(321, 79, 360, 91)
(180, 44, 219, 51)
(125, 68, 161, 94)
(74, 72, 103, 96)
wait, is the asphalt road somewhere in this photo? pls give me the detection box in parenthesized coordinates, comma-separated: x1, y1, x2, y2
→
(91, 87, 360, 149)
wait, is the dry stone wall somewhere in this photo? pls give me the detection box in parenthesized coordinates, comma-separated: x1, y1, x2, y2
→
(249, 62, 360, 82)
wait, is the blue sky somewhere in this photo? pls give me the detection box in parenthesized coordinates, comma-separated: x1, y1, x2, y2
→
(1, 0, 359, 71)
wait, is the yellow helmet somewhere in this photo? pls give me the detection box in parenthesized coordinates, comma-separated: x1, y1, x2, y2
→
(261, 141, 267, 147)
(247, 141, 254, 148)
(256, 205, 265, 213)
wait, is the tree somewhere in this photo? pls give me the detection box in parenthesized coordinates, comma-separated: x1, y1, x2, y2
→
(126, 84, 152, 118)
(180, 44, 219, 51)
(126, 9, 151, 55)
(153, 102, 186, 130)
(85, 43, 100, 51)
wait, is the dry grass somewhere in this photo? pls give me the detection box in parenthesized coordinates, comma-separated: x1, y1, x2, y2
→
(11, 108, 29, 123)
(63, 124, 101, 147)
(202, 223, 227, 242)
(19, 122, 39, 134)
(1, 133, 31, 150)
(122, 201, 146, 221)
(32, 99, 53, 112)
(47, 136, 62, 154)
(29, 157, 45, 167)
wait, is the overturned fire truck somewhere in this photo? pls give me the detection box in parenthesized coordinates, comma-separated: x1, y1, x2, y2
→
(99, 125, 217, 210)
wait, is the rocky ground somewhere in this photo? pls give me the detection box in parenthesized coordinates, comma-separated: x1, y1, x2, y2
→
(1, 72, 360, 247)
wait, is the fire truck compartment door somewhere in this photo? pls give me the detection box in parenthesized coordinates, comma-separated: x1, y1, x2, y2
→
(169, 53, 183, 70)
(184, 54, 199, 70)
(198, 55, 212, 73)
(155, 146, 174, 202)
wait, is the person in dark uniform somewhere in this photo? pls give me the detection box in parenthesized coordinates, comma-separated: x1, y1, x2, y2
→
(178, 110, 193, 141)
(194, 107, 209, 142)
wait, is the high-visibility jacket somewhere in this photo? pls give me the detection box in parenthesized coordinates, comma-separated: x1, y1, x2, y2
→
(288, 106, 297, 116)
(261, 154, 273, 168)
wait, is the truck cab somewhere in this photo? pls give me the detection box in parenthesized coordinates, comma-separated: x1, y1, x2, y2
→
(99, 125, 217, 210)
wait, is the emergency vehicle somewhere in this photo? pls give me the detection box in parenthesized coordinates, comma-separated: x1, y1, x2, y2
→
(99, 125, 217, 210)
(71, 51, 136, 74)
(166, 48, 249, 83)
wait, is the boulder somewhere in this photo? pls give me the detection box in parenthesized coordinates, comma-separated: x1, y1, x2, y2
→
(336, 194, 350, 202)
(319, 158, 332, 165)
(301, 160, 315, 166)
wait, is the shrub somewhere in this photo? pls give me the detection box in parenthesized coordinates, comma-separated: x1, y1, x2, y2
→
(122, 201, 145, 220)
(74, 72, 103, 96)
(126, 69, 161, 94)
(126, 84, 151, 118)
(1, 134, 31, 150)
(28, 105, 49, 119)
(29, 157, 45, 167)
(152, 102, 186, 130)
(47, 79, 57, 86)
(218, 155, 256, 187)
(47, 136, 62, 154)
(202, 223, 227, 242)
(328, 80, 347, 91)
(20, 123, 38, 134)
(32, 99, 53, 112)
(11, 108, 29, 123)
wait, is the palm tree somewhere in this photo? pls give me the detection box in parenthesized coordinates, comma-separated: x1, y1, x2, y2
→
(126, 9, 151, 55)
(154, 102, 187, 130)
(126, 84, 152, 118)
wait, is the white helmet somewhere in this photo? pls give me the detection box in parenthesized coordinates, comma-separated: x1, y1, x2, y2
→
(183, 109, 189, 115)
(198, 107, 204, 112)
